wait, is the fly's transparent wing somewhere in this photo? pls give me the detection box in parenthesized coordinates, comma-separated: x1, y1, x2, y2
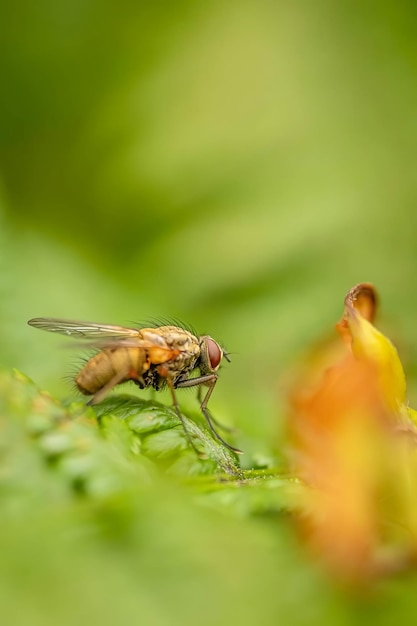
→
(28, 317, 142, 339)
(27, 319, 180, 363)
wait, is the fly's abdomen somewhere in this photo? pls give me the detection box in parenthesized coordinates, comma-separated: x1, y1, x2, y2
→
(75, 348, 145, 395)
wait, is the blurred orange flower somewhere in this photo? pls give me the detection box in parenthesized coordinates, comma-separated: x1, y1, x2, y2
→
(287, 284, 417, 584)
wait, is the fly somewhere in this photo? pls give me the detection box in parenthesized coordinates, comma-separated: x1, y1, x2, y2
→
(27, 317, 241, 454)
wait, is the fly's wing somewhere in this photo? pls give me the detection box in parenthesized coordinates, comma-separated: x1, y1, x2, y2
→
(28, 317, 180, 364)
(28, 317, 142, 339)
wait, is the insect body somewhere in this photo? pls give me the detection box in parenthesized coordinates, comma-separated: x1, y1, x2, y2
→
(27, 318, 240, 454)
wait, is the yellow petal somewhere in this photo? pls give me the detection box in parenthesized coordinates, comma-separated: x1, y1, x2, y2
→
(344, 302, 406, 413)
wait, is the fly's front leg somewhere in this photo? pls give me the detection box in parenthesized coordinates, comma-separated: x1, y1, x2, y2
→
(196, 385, 236, 434)
(176, 375, 242, 454)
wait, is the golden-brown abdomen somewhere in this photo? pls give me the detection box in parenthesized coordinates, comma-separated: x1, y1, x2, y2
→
(75, 348, 145, 395)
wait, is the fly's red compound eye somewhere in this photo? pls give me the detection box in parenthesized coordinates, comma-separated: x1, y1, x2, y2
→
(206, 338, 222, 370)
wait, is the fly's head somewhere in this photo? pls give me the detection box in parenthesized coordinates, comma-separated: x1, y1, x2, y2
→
(198, 336, 230, 376)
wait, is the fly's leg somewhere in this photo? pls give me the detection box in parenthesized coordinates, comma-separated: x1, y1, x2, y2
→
(87, 368, 131, 405)
(132, 376, 146, 389)
(177, 375, 242, 455)
(86, 349, 146, 405)
(196, 386, 236, 434)
(165, 376, 202, 456)
(200, 380, 243, 455)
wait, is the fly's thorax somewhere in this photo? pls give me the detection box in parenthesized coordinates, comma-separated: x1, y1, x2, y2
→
(139, 326, 200, 382)
(198, 336, 224, 375)
(140, 325, 198, 349)
(75, 347, 146, 394)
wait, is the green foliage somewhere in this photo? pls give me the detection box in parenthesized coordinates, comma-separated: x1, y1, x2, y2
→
(3, 369, 417, 626)
(0, 369, 298, 625)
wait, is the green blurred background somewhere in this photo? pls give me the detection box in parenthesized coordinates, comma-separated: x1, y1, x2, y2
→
(2, 1, 417, 623)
